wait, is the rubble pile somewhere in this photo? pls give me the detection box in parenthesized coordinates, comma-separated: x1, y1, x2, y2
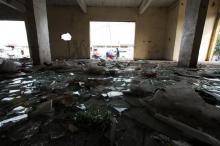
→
(0, 59, 220, 146)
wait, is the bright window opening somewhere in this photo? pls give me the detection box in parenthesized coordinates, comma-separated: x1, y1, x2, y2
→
(0, 21, 30, 59)
(90, 21, 136, 60)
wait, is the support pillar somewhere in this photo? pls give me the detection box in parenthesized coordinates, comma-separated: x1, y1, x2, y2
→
(25, 0, 51, 65)
(178, 0, 209, 67)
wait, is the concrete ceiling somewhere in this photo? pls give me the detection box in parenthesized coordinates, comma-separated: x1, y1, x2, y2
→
(85, 0, 142, 7)
(47, 0, 78, 6)
(47, 0, 177, 7)
(151, 0, 178, 7)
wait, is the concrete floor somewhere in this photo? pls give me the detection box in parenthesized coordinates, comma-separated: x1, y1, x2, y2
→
(0, 59, 220, 146)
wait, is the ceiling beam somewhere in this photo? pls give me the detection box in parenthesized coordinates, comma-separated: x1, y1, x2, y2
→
(0, 0, 25, 13)
(139, 0, 153, 15)
(76, 0, 87, 13)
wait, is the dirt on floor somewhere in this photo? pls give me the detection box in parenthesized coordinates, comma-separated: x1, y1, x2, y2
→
(0, 59, 220, 146)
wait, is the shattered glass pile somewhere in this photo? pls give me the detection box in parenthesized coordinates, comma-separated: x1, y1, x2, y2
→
(0, 59, 220, 146)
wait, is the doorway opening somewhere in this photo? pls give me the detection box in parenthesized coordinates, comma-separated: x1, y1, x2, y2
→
(0, 21, 30, 59)
(90, 21, 136, 60)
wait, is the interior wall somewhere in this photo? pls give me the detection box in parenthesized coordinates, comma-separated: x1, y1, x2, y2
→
(198, 0, 220, 61)
(165, 1, 179, 60)
(47, 6, 90, 59)
(1, 0, 219, 62)
(135, 7, 167, 60)
(47, 6, 168, 60)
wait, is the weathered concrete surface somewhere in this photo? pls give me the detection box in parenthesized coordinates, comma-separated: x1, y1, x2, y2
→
(135, 7, 167, 60)
(47, 6, 90, 59)
(47, 6, 167, 60)
(0, 0, 218, 62)
(172, 0, 186, 61)
(167, 0, 219, 62)
(25, 0, 51, 65)
(33, 0, 51, 64)
(165, 1, 179, 60)
(25, 0, 40, 65)
(0, 4, 24, 20)
(149, 83, 220, 140)
(178, 0, 209, 67)
(1, 59, 220, 145)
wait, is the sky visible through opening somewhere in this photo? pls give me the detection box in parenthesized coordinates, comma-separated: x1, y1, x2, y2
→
(90, 21, 135, 60)
(0, 21, 30, 59)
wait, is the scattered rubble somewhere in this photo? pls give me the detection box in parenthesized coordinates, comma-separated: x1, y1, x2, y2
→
(0, 59, 219, 146)
(0, 59, 22, 73)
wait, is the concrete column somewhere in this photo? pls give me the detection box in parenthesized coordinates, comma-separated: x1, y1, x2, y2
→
(178, 0, 209, 67)
(25, 0, 51, 65)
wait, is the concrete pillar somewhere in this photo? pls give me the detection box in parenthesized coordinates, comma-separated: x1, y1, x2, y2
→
(25, 0, 51, 65)
(178, 0, 209, 67)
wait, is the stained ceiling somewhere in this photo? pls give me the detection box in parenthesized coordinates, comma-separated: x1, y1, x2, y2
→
(47, 0, 177, 7)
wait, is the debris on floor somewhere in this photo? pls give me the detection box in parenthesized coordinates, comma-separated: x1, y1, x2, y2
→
(0, 59, 220, 146)
(0, 59, 22, 73)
